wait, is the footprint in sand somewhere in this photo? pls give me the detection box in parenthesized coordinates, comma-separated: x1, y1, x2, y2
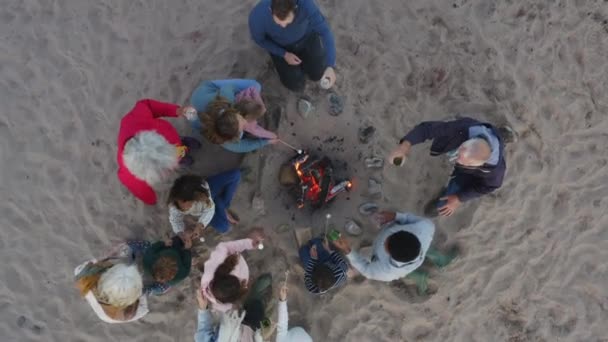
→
(17, 316, 43, 334)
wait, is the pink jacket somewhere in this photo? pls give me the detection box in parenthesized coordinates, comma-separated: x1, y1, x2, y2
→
(236, 86, 277, 140)
(201, 239, 255, 312)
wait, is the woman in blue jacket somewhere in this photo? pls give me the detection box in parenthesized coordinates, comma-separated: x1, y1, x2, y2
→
(189, 79, 278, 153)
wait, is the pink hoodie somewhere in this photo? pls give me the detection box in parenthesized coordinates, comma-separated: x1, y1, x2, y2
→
(235, 86, 277, 140)
(201, 239, 255, 312)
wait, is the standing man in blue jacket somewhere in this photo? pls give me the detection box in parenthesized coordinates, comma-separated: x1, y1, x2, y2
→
(249, 0, 337, 92)
(388, 117, 508, 217)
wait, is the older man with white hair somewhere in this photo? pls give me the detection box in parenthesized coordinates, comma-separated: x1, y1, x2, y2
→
(388, 117, 509, 217)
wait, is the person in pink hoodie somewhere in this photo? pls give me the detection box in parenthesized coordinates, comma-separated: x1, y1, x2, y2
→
(200, 229, 265, 312)
(234, 85, 277, 140)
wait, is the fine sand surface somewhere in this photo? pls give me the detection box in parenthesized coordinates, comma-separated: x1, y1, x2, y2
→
(2, 0, 608, 341)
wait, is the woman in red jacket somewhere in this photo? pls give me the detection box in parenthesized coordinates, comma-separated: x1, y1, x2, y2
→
(117, 99, 200, 205)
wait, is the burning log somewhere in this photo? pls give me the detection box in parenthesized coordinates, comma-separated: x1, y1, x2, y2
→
(280, 151, 352, 209)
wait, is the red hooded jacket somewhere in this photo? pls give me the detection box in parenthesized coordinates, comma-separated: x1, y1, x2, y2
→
(117, 99, 181, 205)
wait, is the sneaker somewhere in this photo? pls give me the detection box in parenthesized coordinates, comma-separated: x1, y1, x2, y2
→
(406, 270, 429, 295)
(498, 126, 517, 144)
(180, 136, 201, 150)
(426, 247, 458, 268)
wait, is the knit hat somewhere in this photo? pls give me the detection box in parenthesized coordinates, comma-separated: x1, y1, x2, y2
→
(287, 327, 313, 342)
(97, 264, 143, 307)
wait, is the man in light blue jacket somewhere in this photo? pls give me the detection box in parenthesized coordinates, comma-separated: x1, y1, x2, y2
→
(333, 210, 456, 292)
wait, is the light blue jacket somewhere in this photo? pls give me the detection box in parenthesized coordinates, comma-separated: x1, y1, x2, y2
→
(194, 309, 216, 342)
(346, 212, 435, 282)
(190, 79, 269, 153)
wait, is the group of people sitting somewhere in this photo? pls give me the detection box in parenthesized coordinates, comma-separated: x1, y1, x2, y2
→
(74, 0, 512, 340)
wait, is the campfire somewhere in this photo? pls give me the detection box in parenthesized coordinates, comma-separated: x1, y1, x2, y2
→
(280, 151, 352, 209)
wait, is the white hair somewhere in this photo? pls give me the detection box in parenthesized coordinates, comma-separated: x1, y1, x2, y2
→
(459, 138, 491, 166)
(122, 131, 179, 185)
(97, 264, 143, 308)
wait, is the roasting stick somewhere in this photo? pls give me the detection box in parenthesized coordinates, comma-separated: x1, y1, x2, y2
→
(324, 213, 332, 243)
(278, 139, 303, 154)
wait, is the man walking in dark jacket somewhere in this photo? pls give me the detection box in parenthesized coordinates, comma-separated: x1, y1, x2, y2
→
(249, 0, 337, 92)
(388, 117, 508, 217)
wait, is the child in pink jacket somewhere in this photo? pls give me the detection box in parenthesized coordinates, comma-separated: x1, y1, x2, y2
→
(201, 230, 265, 312)
(235, 85, 277, 140)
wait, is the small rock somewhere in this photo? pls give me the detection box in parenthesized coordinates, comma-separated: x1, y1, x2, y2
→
(276, 223, 291, 232)
(368, 178, 382, 198)
(365, 156, 384, 169)
(297, 98, 314, 118)
(32, 325, 43, 334)
(358, 125, 376, 144)
(17, 316, 27, 328)
(359, 202, 379, 216)
(344, 220, 363, 236)
(252, 193, 266, 215)
(328, 93, 344, 116)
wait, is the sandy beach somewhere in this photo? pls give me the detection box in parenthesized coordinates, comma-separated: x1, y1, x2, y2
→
(2, 0, 608, 341)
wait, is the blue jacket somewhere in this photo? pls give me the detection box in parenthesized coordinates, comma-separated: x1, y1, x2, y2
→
(189, 79, 270, 153)
(401, 117, 506, 202)
(249, 0, 336, 66)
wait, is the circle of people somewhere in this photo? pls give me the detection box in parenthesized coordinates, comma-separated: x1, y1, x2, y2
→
(73, 1, 510, 341)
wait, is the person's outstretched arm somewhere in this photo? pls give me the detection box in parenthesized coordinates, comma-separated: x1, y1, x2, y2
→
(303, 258, 321, 294)
(130, 99, 180, 119)
(303, 0, 336, 66)
(276, 300, 289, 342)
(222, 138, 270, 153)
(400, 118, 480, 146)
(249, 6, 287, 57)
(330, 252, 349, 288)
(201, 239, 255, 288)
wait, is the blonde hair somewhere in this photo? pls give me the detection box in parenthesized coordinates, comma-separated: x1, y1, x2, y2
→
(200, 97, 241, 144)
(75, 260, 113, 296)
(122, 131, 179, 185)
(234, 99, 264, 121)
(75, 262, 143, 308)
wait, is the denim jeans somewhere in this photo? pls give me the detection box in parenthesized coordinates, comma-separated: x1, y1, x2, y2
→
(207, 169, 241, 233)
(299, 237, 332, 266)
(271, 33, 327, 92)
